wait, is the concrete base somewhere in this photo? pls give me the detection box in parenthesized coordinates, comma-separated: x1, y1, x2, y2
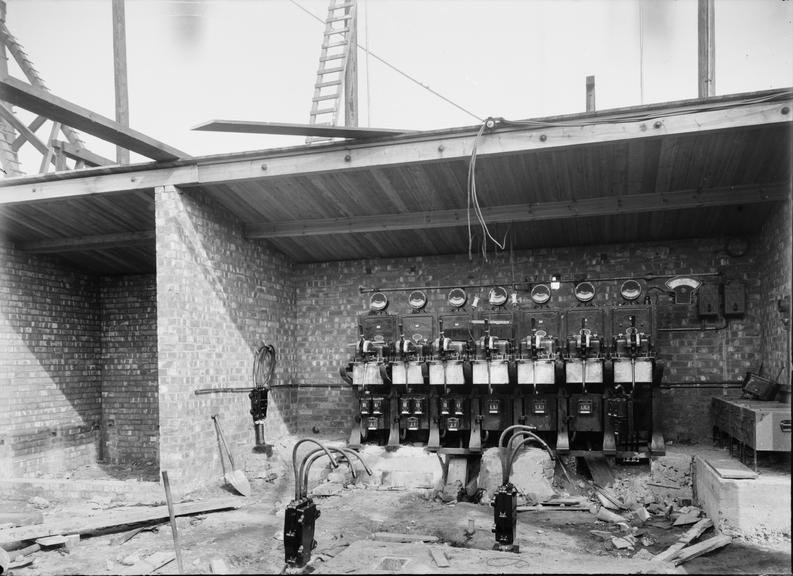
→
(695, 453, 791, 541)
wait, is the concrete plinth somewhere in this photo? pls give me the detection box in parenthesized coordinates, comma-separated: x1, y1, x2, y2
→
(695, 455, 791, 541)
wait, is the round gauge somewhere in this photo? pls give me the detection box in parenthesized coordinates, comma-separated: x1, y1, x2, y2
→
(530, 284, 551, 304)
(574, 281, 596, 303)
(408, 290, 427, 311)
(447, 288, 467, 309)
(369, 292, 388, 311)
(488, 286, 508, 306)
(620, 280, 642, 301)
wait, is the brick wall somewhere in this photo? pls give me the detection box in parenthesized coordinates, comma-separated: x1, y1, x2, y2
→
(155, 186, 297, 490)
(292, 235, 776, 442)
(99, 274, 159, 469)
(0, 242, 102, 478)
(756, 198, 792, 392)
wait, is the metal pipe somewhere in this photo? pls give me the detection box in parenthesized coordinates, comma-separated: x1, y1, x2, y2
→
(301, 449, 353, 500)
(292, 439, 338, 500)
(497, 424, 539, 449)
(658, 319, 728, 332)
(498, 425, 542, 480)
(301, 448, 371, 499)
(195, 384, 354, 395)
(506, 434, 556, 484)
(358, 272, 721, 295)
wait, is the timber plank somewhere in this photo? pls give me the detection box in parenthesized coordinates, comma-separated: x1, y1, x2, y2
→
(0, 76, 188, 161)
(652, 518, 713, 562)
(371, 532, 438, 544)
(583, 454, 615, 487)
(0, 498, 242, 550)
(672, 534, 732, 566)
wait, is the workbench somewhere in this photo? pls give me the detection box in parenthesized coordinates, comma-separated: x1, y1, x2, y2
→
(712, 397, 791, 471)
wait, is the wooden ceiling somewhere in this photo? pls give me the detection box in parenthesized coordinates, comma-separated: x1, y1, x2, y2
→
(0, 89, 790, 275)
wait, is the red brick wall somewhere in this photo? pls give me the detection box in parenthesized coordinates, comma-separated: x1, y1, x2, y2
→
(292, 235, 776, 442)
(99, 275, 159, 470)
(155, 187, 297, 490)
(0, 242, 102, 478)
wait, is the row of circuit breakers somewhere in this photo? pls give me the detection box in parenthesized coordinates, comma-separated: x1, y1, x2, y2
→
(341, 283, 665, 457)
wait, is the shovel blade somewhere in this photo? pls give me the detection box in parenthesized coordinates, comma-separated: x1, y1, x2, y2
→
(225, 470, 251, 497)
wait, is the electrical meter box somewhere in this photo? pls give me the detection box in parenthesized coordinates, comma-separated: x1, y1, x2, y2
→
(723, 282, 746, 317)
(697, 284, 720, 317)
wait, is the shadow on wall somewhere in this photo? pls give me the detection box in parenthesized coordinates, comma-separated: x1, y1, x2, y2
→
(0, 244, 102, 478)
(156, 187, 314, 490)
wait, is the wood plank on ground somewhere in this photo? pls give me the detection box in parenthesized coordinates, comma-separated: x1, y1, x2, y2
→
(583, 454, 615, 487)
(652, 518, 713, 562)
(672, 534, 732, 566)
(428, 546, 450, 568)
(0, 498, 242, 550)
(117, 551, 175, 575)
(371, 532, 438, 544)
(704, 457, 758, 479)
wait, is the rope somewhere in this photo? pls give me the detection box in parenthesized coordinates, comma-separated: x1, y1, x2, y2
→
(252, 343, 276, 390)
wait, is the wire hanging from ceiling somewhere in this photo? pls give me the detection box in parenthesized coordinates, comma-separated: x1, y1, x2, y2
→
(468, 118, 507, 263)
(287, 0, 483, 123)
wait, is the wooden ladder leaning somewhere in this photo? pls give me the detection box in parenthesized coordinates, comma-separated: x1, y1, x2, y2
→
(306, 0, 356, 144)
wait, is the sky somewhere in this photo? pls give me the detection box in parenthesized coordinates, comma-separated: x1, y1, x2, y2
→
(3, 0, 793, 173)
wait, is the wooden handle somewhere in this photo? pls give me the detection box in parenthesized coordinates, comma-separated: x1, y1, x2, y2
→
(161, 471, 184, 575)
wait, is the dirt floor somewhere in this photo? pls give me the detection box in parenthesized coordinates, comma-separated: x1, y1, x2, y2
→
(2, 447, 791, 575)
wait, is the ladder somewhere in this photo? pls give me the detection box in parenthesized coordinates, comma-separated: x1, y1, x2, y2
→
(306, 0, 356, 143)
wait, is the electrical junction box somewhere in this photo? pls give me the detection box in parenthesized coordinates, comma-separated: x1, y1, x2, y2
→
(283, 498, 319, 567)
(698, 284, 720, 317)
(723, 282, 746, 317)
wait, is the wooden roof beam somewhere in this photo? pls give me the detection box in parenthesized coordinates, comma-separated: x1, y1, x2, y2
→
(192, 120, 408, 139)
(0, 76, 190, 162)
(0, 95, 789, 205)
(19, 230, 154, 253)
(245, 183, 789, 238)
(52, 140, 114, 167)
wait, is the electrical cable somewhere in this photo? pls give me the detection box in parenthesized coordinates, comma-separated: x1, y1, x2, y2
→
(253, 343, 276, 390)
(287, 0, 483, 123)
(468, 118, 506, 262)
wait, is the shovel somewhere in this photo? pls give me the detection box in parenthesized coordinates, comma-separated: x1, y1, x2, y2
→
(212, 415, 251, 496)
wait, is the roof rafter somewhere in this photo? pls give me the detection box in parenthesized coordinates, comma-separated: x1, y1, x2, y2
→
(0, 76, 189, 162)
(245, 183, 790, 238)
(18, 230, 154, 253)
(0, 94, 789, 205)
